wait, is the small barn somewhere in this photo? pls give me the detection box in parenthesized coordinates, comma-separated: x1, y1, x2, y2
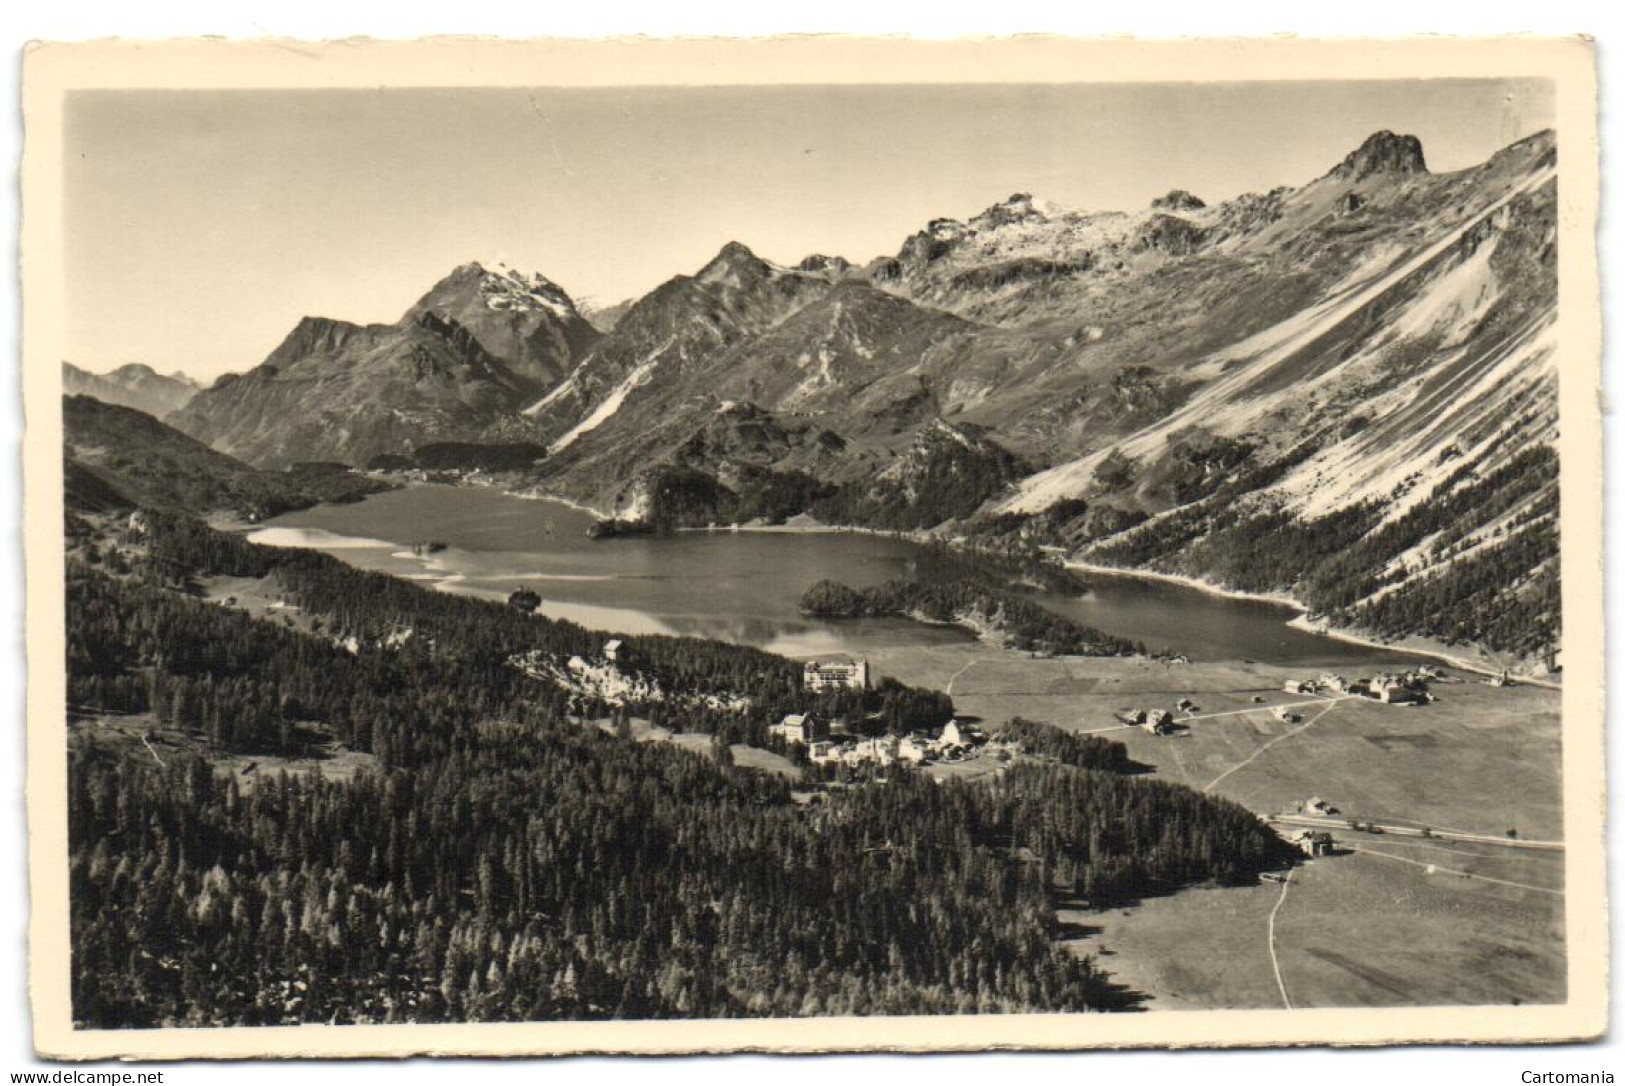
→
(1294, 830, 1335, 857)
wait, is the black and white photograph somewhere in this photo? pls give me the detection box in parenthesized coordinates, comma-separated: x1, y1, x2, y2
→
(20, 34, 1605, 1057)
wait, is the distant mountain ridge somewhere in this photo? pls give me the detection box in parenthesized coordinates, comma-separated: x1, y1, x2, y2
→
(164, 128, 1562, 660)
(170, 262, 600, 468)
(62, 362, 200, 417)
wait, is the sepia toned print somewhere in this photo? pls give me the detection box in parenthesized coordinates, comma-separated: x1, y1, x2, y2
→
(23, 36, 1603, 1057)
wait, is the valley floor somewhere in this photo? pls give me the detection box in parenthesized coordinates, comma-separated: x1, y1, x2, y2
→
(862, 644, 1566, 1009)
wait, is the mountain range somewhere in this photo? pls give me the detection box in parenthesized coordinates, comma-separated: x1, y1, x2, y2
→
(139, 129, 1561, 662)
(62, 362, 200, 418)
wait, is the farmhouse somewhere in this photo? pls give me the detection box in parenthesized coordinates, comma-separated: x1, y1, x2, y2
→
(1293, 830, 1336, 857)
(1273, 706, 1302, 723)
(1379, 683, 1421, 705)
(803, 657, 871, 692)
(604, 639, 624, 663)
(1144, 709, 1176, 734)
(1283, 679, 1319, 695)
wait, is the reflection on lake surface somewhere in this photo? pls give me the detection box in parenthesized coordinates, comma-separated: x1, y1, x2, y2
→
(254, 484, 1416, 667)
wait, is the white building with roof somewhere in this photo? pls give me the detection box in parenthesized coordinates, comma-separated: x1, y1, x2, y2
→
(803, 657, 871, 692)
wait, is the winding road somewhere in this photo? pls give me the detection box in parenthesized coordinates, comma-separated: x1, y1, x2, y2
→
(1266, 871, 1295, 1009)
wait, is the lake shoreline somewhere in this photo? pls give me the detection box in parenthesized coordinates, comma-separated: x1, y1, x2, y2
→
(261, 482, 1545, 678)
(1066, 558, 1555, 685)
(1064, 559, 1304, 611)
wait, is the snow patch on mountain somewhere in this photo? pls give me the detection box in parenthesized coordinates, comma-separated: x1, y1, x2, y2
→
(480, 265, 578, 320)
(523, 367, 585, 416)
(547, 348, 666, 453)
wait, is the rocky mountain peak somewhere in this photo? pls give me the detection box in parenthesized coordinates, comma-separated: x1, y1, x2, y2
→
(796, 253, 855, 276)
(970, 192, 1064, 230)
(262, 315, 379, 372)
(411, 261, 582, 322)
(431, 262, 492, 290)
(696, 241, 775, 286)
(1330, 130, 1428, 181)
(1150, 189, 1207, 212)
(482, 265, 580, 319)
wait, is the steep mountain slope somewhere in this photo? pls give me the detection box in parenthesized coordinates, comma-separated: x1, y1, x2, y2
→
(522, 243, 836, 445)
(64, 395, 389, 519)
(171, 263, 596, 467)
(971, 132, 1560, 662)
(62, 362, 200, 417)
(529, 275, 1001, 516)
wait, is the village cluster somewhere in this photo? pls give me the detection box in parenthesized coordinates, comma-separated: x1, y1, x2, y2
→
(1117, 663, 1458, 739)
(1281, 665, 1450, 704)
(770, 657, 995, 769)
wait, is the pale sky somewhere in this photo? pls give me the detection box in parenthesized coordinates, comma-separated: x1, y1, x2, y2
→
(64, 79, 1553, 381)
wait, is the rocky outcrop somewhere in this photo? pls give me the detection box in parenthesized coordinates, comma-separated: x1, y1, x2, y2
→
(1131, 213, 1209, 256)
(1328, 130, 1428, 181)
(810, 419, 1029, 531)
(1150, 189, 1206, 212)
(796, 253, 856, 277)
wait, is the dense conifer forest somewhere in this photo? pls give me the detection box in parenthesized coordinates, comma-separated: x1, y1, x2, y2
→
(65, 506, 1296, 1026)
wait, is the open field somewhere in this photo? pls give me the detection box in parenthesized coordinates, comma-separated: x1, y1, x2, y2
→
(593, 717, 803, 779)
(200, 573, 323, 637)
(869, 648, 1562, 841)
(864, 642, 1565, 1009)
(1079, 832, 1563, 1008)
(68, 709, 380, 787)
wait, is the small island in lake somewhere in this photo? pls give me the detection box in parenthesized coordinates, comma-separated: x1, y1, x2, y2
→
(801, 577, 1143, 657)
